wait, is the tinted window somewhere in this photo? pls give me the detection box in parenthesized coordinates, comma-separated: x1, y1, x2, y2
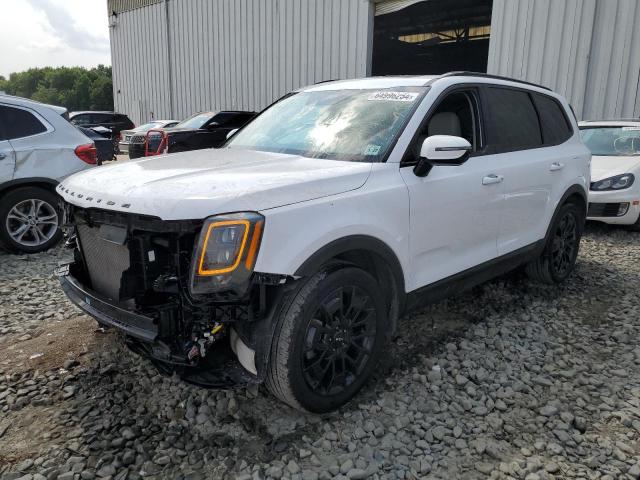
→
(532, 93, 572, 144)
(485, 87, 542, 152)
(95, 113, 113, 123)
(71, 114, 92, 126)
(210, 112, 236, 126)
(229, 113, 255, 128)
(0, 105, 47, 139)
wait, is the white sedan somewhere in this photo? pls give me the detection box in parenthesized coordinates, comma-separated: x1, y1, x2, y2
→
(580, 120, 640, 230)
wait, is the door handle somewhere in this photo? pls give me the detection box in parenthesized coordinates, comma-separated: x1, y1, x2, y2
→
(550, 162, 564, 171)
(0, 153, 6, 160)
(482, 174, 504, 185)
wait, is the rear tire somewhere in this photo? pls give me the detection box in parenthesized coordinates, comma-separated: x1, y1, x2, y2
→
(525, 202, 583, 284)
(266, 267, 387, 413)
(0, 187, 62, 253)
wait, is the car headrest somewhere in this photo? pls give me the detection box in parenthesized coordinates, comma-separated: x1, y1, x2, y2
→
(428, 112, 462, 137)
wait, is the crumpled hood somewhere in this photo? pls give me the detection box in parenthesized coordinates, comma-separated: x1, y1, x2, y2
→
(58, 148, 372, 220)
(591, 155, 640, 182)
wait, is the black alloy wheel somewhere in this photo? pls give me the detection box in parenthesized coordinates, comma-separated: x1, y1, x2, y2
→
(301, 285, 377, 396)
(525, 201, 583, 284)
(550, 211, 578, 278)
(266, 267, 387, 412)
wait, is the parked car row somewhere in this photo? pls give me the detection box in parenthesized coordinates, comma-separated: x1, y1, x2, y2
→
(121, 111, 256, 159)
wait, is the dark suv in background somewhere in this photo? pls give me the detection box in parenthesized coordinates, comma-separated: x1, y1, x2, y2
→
(69, 111, 135, 137)
(165, 111, 256, 153)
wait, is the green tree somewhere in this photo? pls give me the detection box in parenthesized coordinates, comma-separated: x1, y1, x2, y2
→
(0, 66, 113, 111)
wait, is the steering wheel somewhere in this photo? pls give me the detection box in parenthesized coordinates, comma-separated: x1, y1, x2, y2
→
(613, 136, 632, 154)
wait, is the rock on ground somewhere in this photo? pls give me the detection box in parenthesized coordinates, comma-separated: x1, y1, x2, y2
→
(1, 224, 640, 479)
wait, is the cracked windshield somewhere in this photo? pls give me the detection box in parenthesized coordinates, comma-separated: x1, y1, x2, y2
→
(228, 87, 427, 161)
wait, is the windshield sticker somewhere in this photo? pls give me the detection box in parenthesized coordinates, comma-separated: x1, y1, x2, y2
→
(622, 127, 640, 131)
(364, 144, 382, 155)
(368, 91, 420, 102)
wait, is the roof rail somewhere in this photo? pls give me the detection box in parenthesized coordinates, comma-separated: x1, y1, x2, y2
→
(440, 71, 551, 91)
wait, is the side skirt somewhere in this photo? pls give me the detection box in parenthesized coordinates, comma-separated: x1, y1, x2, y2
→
(405, 239, 545, 312)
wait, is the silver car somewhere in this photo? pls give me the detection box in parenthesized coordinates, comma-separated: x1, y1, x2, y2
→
(119, 119, 179, 154)
(0, 94, 96, 253)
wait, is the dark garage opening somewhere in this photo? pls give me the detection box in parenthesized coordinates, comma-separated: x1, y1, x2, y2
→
(372, 0, 494, 76)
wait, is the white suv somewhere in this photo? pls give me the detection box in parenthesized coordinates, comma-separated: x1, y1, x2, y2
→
(0, 95, 97, 253)
(56, 73, 590, 412)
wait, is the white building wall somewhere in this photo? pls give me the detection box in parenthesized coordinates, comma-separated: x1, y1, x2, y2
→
(110, 1, 173, 124)
(110, 0, 373, 125)
(488, 0, 640, 120)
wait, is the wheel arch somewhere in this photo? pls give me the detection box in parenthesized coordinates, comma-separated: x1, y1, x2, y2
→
(0, 177, 58, 197)
(545, 184, 587, 241)
(294, 234, 407, 329)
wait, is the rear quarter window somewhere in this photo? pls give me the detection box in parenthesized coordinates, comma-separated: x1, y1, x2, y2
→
(0, 105, 48, 139)
(484, 87, 542, 153)
(531, 93, 573, 145)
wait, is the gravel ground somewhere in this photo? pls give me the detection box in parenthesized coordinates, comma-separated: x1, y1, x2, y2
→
(1, 223, 640, 480)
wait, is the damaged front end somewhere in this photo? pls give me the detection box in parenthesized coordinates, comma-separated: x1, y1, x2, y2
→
(56, 202, 288, 387)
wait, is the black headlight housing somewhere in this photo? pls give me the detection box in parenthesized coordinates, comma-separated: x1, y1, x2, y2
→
(590, 173, 635, 191)
(189, 212, 264, 296)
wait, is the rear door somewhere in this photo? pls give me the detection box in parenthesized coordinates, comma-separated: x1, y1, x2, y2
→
(0, 106, 17, 183)
(481, 86, 553, 255)
(0, 104, 51, 180)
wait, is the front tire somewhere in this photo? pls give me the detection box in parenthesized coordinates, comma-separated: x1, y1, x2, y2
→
(266, 267, 387, 413)
(0, 187, 62, 253)
(525, 201, 583, 284)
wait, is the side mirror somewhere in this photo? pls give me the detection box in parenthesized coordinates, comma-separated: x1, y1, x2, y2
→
(414, 135, 472, 177)
(226, 128, 239, 140)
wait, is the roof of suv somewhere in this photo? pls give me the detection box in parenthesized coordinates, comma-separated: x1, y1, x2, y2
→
(0, 93, 67, 115)
(302, 72, 552, 93)
(579, 119, 640, 127)
(69, 111, 125, 116)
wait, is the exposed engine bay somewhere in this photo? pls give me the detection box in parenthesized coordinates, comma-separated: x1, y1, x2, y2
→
(57, 202, 287, 387)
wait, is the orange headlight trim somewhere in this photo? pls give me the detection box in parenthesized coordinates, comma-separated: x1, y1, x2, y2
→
(197, 220, 250, 276)
(245, 220, 264, 269)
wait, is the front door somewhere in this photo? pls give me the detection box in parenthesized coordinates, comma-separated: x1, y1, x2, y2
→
(400, 88, 504, 291)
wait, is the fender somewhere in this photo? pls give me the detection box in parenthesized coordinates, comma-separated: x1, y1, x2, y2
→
(543, 183, 588, 243)
(294, 234, 406, 295)
(0, 177, 58, 195)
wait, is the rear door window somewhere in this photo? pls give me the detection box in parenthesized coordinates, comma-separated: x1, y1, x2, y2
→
(484, 87, 542, 153)
(532, 93, 573, 145)
(0, 105, 48, 139)
(71, 114, 92, 126)
(96, 113, 113, 124)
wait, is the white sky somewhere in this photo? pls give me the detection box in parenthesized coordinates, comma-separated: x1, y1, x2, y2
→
(0, 0, 111, 78)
